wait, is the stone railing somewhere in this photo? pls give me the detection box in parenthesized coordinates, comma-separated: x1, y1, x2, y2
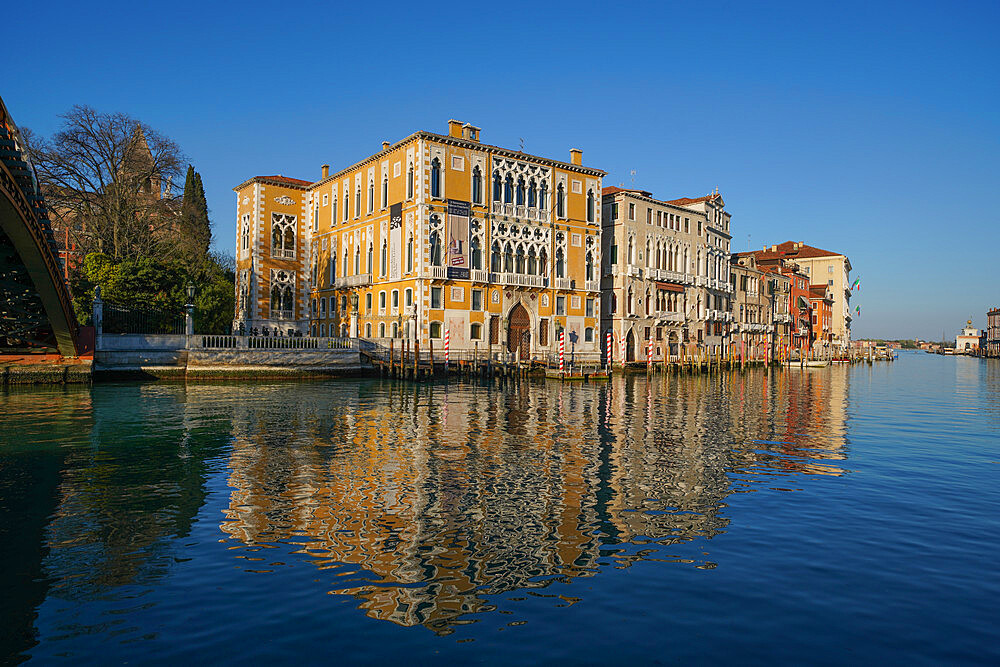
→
(585, 279, 600, 292)
(492, 201, 549, 222)
(334, 273, 372, 288)
(553, 277, 573, 290)
(492, 272, 548, 288)
(199, 335, 356, 350)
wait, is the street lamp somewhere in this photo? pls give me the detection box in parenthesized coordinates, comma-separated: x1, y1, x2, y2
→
(184, 283, 195, 337)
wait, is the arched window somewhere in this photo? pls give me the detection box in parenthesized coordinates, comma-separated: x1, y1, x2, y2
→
(406, 235, 414, 273)
(504, 175, 514, 203)
(343, 249, 349, 276)
(586, 189, 595, 222)
(586, 251, 594, 281)
(330, 252, 337, 280)
(556, 183, 565, 218)
(365, 322, 372, 337)
(528, 179, 537, 207)
(380, 240, 387, 276)
(645, 289, 651, 316)
(368, 179, 374, 213)
(504, 243, 514, 273)
(627, 237, 634, 265)
(527, 248, 537, 275)
(611, 291, 617, 314)
(627, 286, 634, 315)
(472, 167, 482, 204)
(539, 181, 548, 210)
(515, 245, 526, 274)
(355, 246, 360, 274)
(429, 229, 443, 266)
(379, 322, 386, 337)
(471, 236, 482, 270)
(355, 186, 361, 217)
(331, 196, 337, 225)
(381, 177, 388, 208)
(538, 247, 548, 275)
(585, 327, 593, 343)
(430, 158, 442, 198)
(407, 164, 414, 199)
(555, 247, 565, 278)
(367, 243, 373, 273)
(491, 241, 502, 272)
(430, 322, 442, 338)
(646, 239, 651, 267)
(492, 171, 502, 202)
(516, 177, 525, 205)
(392, 322, 399, 338)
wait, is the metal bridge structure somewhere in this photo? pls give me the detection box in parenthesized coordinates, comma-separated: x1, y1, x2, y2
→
(0, 95, 79, 356)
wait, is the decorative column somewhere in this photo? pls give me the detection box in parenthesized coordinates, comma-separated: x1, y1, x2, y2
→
(350, 292, 359, 338)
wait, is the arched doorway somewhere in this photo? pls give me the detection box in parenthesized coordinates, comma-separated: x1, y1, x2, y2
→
(625, 329, 636, 362)
(507, 303, 530, 360)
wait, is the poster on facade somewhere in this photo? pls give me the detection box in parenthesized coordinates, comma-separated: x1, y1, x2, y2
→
(389, 203, 402, 280)
(447, 199, 470, 273)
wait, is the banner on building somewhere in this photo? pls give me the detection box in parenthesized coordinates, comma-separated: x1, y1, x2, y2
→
(389, 203, 402, 280)
(447, 199, 470, 270)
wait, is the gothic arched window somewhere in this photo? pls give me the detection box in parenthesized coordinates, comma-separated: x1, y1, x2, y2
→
(430, 158, 441, 198)
(429, 229, 443, 267)
(528, 179, 537, 208)
(586, 189, 595, 222)
(472, 167, 482, 204)
(556, 183, 565, 218)
(504, 175, 514, 203)
(493, 171, 502, 202)
(491, 241, 502, 272)
(471, 236, 482, 270)
(555, 247, 565, 278)
(407, 164, 414, 199)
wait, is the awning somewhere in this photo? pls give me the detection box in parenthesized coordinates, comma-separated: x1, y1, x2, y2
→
(797, 295, 811, 310)
(656, 282, 684, 292)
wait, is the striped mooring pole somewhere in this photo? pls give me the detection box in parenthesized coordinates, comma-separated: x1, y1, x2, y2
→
(444, 328, 450, 370)
(605, 331, 613, 369)
(559, 331, 565, 374)
(647, 334, 653, 371)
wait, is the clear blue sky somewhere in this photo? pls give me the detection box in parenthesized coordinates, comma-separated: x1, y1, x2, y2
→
(8, 0, 998, 340)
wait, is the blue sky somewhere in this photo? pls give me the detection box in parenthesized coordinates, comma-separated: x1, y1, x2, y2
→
(7, 0, 998, 340)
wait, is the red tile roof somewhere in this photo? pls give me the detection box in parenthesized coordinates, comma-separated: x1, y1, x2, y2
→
(258, 175, 312, 187)
(750, 241, 844, 261)
(664, 194, 718, 206)
(601, 185, 652, 197)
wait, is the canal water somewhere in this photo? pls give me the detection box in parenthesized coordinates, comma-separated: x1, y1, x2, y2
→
(1, 353, 998, 664)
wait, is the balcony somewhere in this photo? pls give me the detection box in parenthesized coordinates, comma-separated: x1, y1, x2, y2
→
(553, 277, 574, 290)
(492, 272, 548, 288)
(471, 269, 489, 283)
(334, 273, 372, 288)
(428, 265, 448, 279)
(585, 279, 600, 292)
(626, 265, 642, 278)
(660, 312, 685, 323)
(271, 247, 295, 260)
(491, 200, 549, 223)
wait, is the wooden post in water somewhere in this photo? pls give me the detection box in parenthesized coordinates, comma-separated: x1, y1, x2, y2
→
(429, 338, 435, 377)
(414, 338, 420, 380)
(388, 338, 394, 377)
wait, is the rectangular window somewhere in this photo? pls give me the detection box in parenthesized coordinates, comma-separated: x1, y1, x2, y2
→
(405, 288, 413, 307)
(628, 203, 635, 220)
(612, 202, 618, 220)
(431, 286, 442, 309)
(684, 218, 690, 233)
(472, 289, 483, 311)
(556, 295, 566, 315)
(646, 209, 652, 224)
(698, 221, 703, 235)
(366, 293, 372, 313)
(392, 290, 399, 312)
(586, 298, 594, 317)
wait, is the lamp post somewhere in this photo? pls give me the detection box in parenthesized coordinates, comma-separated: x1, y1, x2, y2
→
(185, 282, 195, 338)
(349, 292, 359, 338)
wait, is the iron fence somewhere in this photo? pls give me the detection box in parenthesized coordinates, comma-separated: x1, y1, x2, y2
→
(103, 303, 184, 335)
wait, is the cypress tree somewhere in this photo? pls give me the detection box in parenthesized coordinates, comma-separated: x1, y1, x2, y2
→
(193, 171, 211, 255)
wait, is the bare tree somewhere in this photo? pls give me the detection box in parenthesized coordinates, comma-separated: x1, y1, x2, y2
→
(25, 105, 187, 262)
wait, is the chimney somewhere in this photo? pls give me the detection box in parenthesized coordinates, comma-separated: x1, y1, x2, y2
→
(463, 123, 480, 142)
(771, 245, 777, 252)
(382, 141, 390, 151)
(321, 164, 329, 179)
(569, 148, 582, 165)
(447, 119, 463, 138)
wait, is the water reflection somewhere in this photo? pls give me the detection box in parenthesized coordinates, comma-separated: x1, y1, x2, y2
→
(0, 369, 850, 658)
(218, 369, 848, 633)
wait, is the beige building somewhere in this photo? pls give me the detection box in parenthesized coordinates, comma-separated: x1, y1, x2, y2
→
(751, 242, 853, 351)
(600, 187, 733, 363)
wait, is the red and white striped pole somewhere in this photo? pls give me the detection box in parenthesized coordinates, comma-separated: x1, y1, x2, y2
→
(444, 328, 450, 369)
(559, 331, 565, 374)
(647, 334, 653, 371)
(605, 331, 613, 369)
(620, 336, 626, 366)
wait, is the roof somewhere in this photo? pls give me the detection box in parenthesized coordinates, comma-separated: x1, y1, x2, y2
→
(750, 241, 849, 264)
(809, 285, 832, 300)
(233, 174, 312, 191)
(665, 194, 720, 206)
(602, 185, 652, 197)
(258, 175, 312, 186)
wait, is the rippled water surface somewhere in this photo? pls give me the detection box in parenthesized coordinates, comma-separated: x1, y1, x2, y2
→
(2, 353, 999, 664)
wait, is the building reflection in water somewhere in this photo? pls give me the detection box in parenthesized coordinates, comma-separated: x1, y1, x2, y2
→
(219, 369, 848, 634)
